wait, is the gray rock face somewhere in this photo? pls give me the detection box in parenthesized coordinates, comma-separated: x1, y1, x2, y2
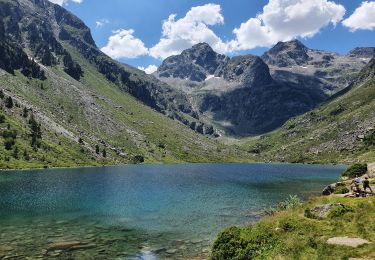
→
(262, 40, 371, 95)
(348, 47, 375, 58)
(156, 41, 372, 136)
(156, 42, 328, 135)
(215, 55, 273, 87)
(157, 43, 228, 82)
(261, 40, 310, 67)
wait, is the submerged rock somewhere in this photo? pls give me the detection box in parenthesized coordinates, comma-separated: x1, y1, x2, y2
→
(47, 241, 83, 251)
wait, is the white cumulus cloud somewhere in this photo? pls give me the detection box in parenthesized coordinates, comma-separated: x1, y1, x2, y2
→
(232, 0, 346, 50)
(101, 29, 149, 59)
(149, 3, 232, 59)
(48, 0, 83, 6)
(342, 1, 375, 31)
(137, 65, 158, 74)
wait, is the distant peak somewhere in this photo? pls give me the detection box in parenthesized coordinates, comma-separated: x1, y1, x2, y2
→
(348, 47, 375, 58)
(192, 42, 212, 49)
(272, 39, 308, 51)
(186, 42, 215, 53)
(261, 39, 310, 67)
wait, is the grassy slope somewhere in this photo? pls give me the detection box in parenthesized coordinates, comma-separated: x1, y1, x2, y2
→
(0, 47, 252, 169)
(212, 195, 375, 260)
(240, 75, 375, 164)
(0, 106, 97, 169)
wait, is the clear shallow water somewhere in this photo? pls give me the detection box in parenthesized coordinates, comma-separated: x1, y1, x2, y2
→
(0, 163, 345, 259)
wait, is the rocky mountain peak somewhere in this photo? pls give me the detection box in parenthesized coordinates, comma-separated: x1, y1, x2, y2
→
(215, 55, 273, 87)
(269, 40, 308, 54)
(157, 42, 228, 82)
(261, 39, 310, 67)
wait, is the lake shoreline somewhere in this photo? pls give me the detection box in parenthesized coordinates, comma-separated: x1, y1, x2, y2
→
(0, 160, 345, 172)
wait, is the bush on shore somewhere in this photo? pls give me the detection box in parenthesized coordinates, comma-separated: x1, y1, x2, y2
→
(342, 163, 367, 178)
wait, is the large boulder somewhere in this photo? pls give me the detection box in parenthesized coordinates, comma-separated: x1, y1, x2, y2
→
(322, 184, 336, 195)
(306, 203, 342, 219)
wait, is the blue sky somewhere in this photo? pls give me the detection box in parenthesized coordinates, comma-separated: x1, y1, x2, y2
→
(53, 0, 375, 72)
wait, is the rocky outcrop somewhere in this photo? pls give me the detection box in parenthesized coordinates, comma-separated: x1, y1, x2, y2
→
(261, 40, 310, 67)
(157, 43, 228, 82)
(215, 55, 273, 87)
(306, 204, 342, 218)
(348, 47, 375, 58)
(262, 40, 371, 96)
(326, 237, 371, 247)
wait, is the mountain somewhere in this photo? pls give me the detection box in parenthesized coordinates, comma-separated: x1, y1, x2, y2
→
(157, 42, 228, 82)
(348, 47, 375, 58)
(0, 0, 252, 169)
(262, 40, 372, 95)
(261, 40, 310, 67)
(242, 57, 375, 163)
(156, 40, 372, 136)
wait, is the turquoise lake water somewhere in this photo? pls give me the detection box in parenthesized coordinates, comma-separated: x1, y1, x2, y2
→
(0, 163, 345, 259)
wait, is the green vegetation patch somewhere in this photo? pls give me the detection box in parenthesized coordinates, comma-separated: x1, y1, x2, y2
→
(342, 164, 368, 178)
(212, 196, 375, 260)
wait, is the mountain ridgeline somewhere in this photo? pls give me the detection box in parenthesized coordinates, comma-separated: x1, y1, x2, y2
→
(155, 41, 373, 136)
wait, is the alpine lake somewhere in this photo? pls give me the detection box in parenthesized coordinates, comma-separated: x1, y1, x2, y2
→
(0, 163, 345, 259)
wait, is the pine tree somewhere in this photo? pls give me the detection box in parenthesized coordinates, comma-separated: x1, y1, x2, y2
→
(29, 114, 42, 149)
(22, 107, 28, 118)
(95, 144, 100, 154)
(23, 149, 30, 161)
(5, 96, 13, 109)
(12, 146, 19, 159)
(102, 148, 107, 158)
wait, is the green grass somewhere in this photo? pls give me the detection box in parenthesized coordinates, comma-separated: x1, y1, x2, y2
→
(212, 196, 375, 260)
(0, 42, 254, 169)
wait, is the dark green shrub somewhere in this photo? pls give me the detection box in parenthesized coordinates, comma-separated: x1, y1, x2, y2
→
(342, 164, 367, 178)
(307, 237, 318, 249)
(29, 114, 42, 149)
(328, 205, 354, 218)
(304, 208, 319, 219)
(23, 150, 30, 161)
(334, 186, 350, 194)
(2, 129, 17, 139)
(133, 155, 144, 164)
(4, 96, 13, 109)
(12, 146, 19, 159)
(211, 226, 243, 260)
(279, 218, 300, 232)
(0, 114, 5, 123)
(364, 130, 375, 147)
(4, 137, 15, 150)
